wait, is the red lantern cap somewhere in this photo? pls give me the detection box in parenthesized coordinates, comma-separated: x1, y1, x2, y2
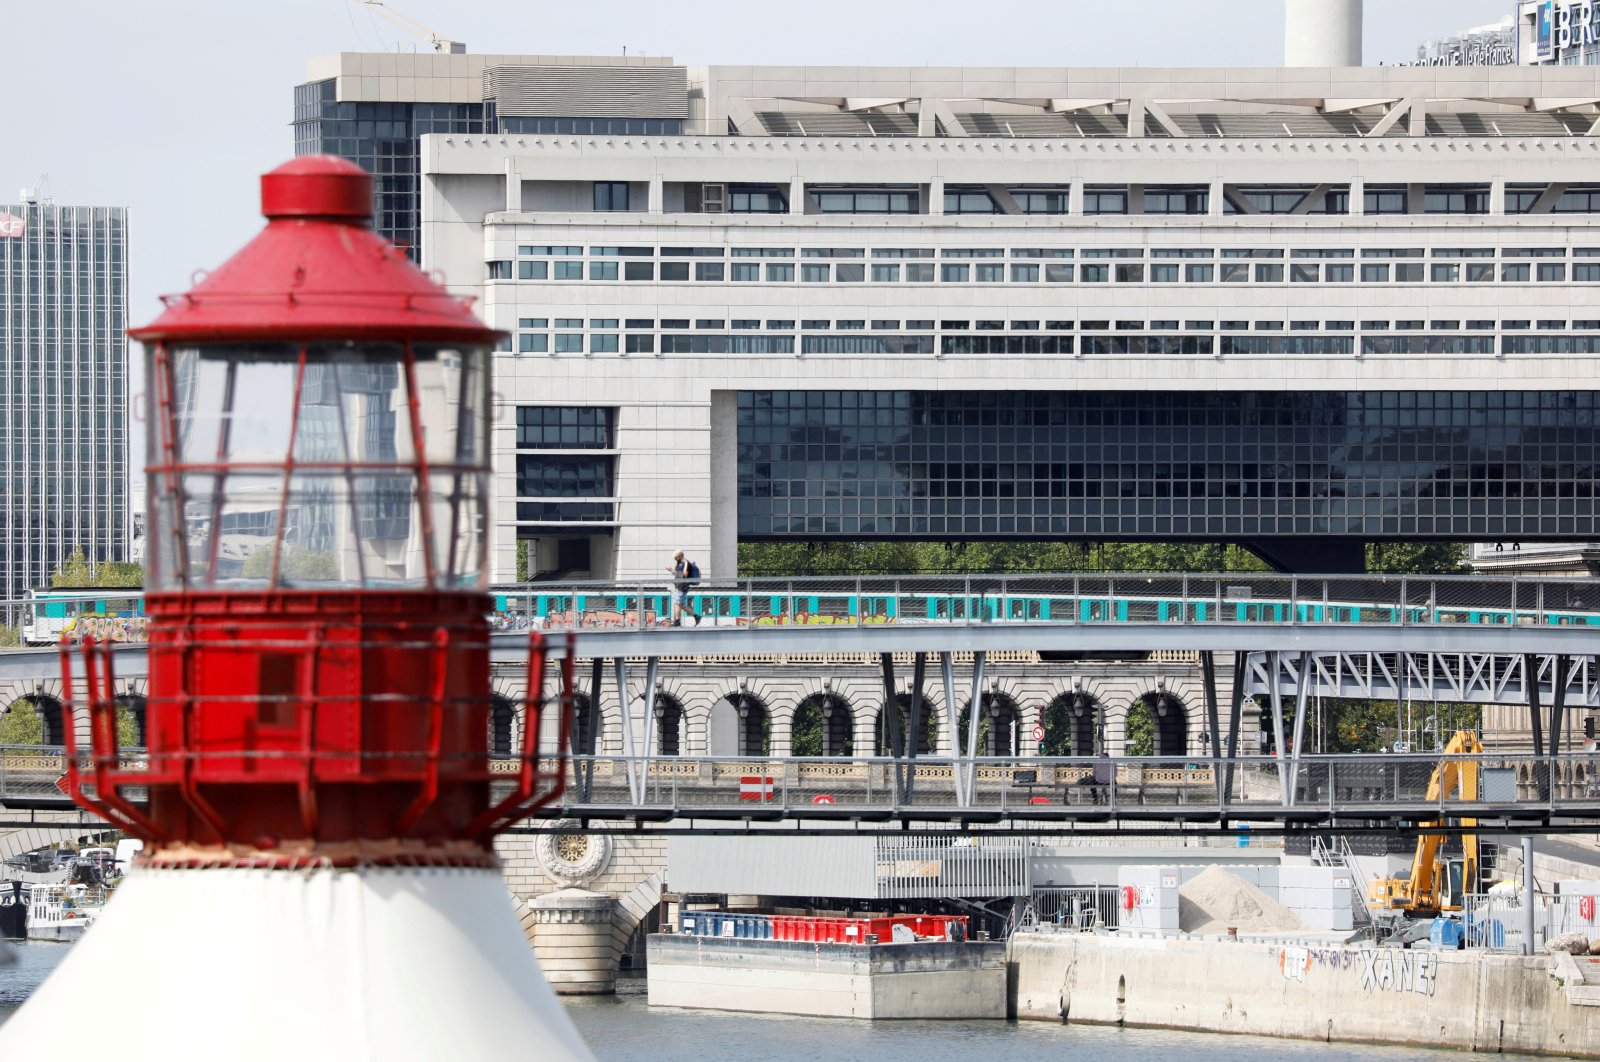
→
(130, 155, 502, 345)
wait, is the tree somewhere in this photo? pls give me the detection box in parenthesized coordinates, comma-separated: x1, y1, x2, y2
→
(241, 545, 339, 582)
(1123, 701, 1155, 757)
(790, 702, 823, 757)
(0, 700, 43, 745)
(1366, 542, 1467, 575)
(48, 548, 144, 588)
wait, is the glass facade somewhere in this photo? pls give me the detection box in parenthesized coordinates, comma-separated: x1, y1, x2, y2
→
(736, 391, 1600, 541)
(0, 202, 129, 599)
(514, 406, 617, 528)
(293, 79, 492, 258)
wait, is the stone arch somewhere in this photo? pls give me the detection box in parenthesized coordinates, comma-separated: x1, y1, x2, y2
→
(958, 690, 1023, 757)
(115, 693, 148, 748)
(1043, 690, 1103, 757)
(489, 693, 516, 757)
(791, 691, 854, 757)
(651, 691, 685, 756)
(28, 694, 66, 747)
(1127, 689, 1189, 758)
(709, 691, 770, 757)
(876, 691, 938, 756)
(611, 870, 664, 971)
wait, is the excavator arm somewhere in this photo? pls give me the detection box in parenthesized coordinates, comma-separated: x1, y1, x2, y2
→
(1370, 730, 1482, 916)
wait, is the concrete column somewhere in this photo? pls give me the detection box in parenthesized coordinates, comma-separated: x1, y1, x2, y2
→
(1284, 0, 1362, 66)
(647, 174, 664, 215)
(529, 888, 619, 994)
(1489, 176, 1506, 216)
(928, 177, 945, 216)
(1208, 179, 1225, 217)
(1069, 180, 1085, 217)
(1349, 179, 1365, 217)
(788, 176, 805, 215)
(504, 160, 522, 212)
(1522, 836, 1536, 955)
(708, 391, 738, 585)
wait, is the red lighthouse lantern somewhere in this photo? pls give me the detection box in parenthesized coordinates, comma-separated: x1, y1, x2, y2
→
(1, 158, 590, 1059)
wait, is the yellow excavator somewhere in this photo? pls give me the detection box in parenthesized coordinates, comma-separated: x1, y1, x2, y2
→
(1366, 730, 1482, 918)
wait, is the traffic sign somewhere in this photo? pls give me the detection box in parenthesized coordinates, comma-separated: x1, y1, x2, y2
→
(1031, 724, 1045, 742)
(811, 793, 835, 805)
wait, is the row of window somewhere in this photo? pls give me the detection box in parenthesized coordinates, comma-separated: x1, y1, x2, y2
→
(492, 258, 1599, 284)
(509, 244, 1600, 261)
(501, 332, 1594, 357)
(503, 316, 1600, 333)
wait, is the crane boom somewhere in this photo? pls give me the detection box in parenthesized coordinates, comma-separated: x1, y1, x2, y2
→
(359, 0, 463, 53)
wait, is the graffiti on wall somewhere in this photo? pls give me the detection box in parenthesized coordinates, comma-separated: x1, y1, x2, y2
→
(1278, 946, 1438, 997)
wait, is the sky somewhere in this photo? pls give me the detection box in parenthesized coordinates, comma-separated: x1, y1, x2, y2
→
(1, 0, 1520, 323)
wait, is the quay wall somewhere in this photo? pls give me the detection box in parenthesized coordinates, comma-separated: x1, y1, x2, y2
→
(1012, 932, 1600, 1058)
(648, 936, 1007, 1019)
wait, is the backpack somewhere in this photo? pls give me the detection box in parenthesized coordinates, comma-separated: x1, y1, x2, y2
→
(686, 560, 702, 583)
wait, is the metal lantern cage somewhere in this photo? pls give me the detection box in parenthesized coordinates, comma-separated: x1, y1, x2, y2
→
(56, 157, 572, 864)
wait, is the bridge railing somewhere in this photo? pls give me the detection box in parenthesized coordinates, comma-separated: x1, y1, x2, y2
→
(5, 746, 1597, 821)
(7, 573, 1600, 646)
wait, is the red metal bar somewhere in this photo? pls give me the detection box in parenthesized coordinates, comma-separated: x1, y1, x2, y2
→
(466, 630, 571, 837)
(395, 627, 450, 836)
(172, 627, 231, 842)
(296, 625, 323, 838)
(54, 638, 162, 838)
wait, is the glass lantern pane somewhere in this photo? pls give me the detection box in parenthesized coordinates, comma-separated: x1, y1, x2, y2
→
(148, 342, 492, 592)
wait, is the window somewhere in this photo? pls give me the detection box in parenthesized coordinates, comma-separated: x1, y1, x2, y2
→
(589, 261, 618, 281)
(518, 333, 548, 354)
(1080, 265, 1109, 283)
(661, 263, 690, 281)
(945, 190, 997, 214)
(731, 263, 760, 282)
(1364, 186, 1407, 214)
(1144, 186, 1208, 214)
(906, 263, 934, 282)
(1394, 264, 1424, 283)
(802, 264, 830, 283)
(1576, 263, 1600, 282)
(625, 262, 654, 281)
(591, 334, 619, 353)
(695, 262, 725, 282)
(555, 334, 583, 353)
(1084, 187, 1127, 214)
(1254, 264, 1284, 282)
(594, 182, 629, 211)
(1431, 263, 1459, 283)
(766, 263, 795, 282)
(488, 260, 512, 280)
(1011, 264, 1040, 282)
(556, 318, 582, 329)
(591, 318, 618, 329)
(554, 262, 583, 280)
(516, 407, 615, 449)
(802, 320, 830, 330)
(975, 263, 1004, 283)
(1115, 264, 1145, 283)
(1361, 263, 1390, 283)
(734, 320, 761, 329)
(519, 318, 548, 328)
(1502, 263, 1531, 282)
(517, 455, 615, 497)
(815, 190, 917, 213)
(1186, 264, 1214, 283)
(1220, 263, 1249, 283)
(1423, 185, 1488, 215)
(1151, 264, 1179, 283)
(941, 264, 970, 283)
(1538, 263, 1568, 282)
(1291, 264, 1319, 283)
(1326, 264, 1354, 282)
(626, 335, 655, 354)
(729, 188, 787, 213)
(518, 261, 548, 280)
(836, 263, 865, 282)
(873, 264, 902, 282)
(872, 320, 902, 330)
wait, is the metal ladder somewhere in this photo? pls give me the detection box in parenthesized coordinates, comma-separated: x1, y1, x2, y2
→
(1312, 834, 1374, 929)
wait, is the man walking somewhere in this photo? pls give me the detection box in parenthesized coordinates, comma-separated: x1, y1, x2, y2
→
(669, 550, 701, 626)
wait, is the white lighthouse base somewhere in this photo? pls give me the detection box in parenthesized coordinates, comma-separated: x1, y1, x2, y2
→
(0, 864, 592, 1060)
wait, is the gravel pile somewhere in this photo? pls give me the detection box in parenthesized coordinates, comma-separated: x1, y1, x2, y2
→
(1178, 865, 1305, 934)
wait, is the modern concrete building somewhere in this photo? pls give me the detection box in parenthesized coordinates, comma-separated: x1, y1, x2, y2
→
(0, 194, 129, 599)
(294, 52, 1600, 582)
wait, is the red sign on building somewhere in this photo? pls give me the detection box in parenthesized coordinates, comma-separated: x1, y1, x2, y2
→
(0, 213, 24, 238)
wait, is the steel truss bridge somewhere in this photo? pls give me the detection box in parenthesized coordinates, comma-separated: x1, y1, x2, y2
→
(2, 573, 1599, 833)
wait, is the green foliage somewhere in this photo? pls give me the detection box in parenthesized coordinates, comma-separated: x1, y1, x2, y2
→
(1314, 699, 1482, 754)
(1039, 696, 1075, 757)
(1365, 542, 1468, 575)
(241, 545, 339, 582)
(791, 701, 823, 757)
(115, 704, 140, 748)
(739, 540, 1275, 577)
(0, 626, 20, 648)
(0, 700, 43, 745)
(1124, 701, 1155, 757)
(516, 539, 532, 582)
(49, 548, 144, 589)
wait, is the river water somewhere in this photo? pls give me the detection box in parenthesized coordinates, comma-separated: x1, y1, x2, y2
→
(0, 941, 1551, 1060)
